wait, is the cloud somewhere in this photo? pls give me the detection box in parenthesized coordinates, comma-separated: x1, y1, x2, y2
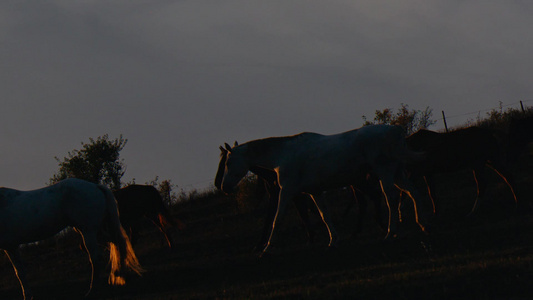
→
(1, 1, 533, 189)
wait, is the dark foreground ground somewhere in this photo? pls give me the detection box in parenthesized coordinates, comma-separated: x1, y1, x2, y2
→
(1, 169, 533, 299)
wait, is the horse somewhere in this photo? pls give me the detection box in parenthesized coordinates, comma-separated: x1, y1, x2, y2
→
(216, 143, 388, 249)
(508, 115, 533, 162)
(0, 178, 144, 300)
(113, 184, 185, 249)
(406, 126, 517, 214)
(220, 125, 426, 255)
(215, 143, 317, 249)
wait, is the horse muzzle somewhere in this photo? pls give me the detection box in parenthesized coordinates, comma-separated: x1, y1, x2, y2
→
(221, 182, 237, 195)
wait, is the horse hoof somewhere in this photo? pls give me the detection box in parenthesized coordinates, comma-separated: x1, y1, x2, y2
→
(326, 245, 339, 253)
(383, 233, 398, 242)
(421, 224, 431, 235)
(259, 251, 273, 259)
(252, 243, 267, 254)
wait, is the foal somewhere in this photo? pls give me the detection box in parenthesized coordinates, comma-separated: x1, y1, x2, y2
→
(114, 184, 185, 249)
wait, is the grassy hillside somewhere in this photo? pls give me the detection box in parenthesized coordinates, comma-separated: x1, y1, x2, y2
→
(1, 162, 532, 299)
(2, 111, 533, 299)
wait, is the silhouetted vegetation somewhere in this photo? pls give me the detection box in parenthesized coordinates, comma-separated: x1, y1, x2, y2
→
(50, 135, 127, 190)
(474, 101, 533, 130)
(362, 103, 436, 134)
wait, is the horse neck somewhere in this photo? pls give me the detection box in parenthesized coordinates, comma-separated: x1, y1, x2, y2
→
(249, 165, 277, 182)
(244, 137, 289, 170)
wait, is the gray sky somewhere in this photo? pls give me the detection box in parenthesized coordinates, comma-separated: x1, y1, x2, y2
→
(2, 1, 533, 191)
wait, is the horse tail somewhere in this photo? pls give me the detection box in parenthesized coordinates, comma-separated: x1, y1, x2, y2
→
(97, 185, 144, 285)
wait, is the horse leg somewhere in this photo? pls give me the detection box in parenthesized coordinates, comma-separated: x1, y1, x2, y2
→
(423, 175, 437, 215)
(146, 213, 175, 249)
(293, 193, 316, 244)
(5, 248, 33, 300)
(379, 178, 400, 240)
(128, 223, 142, 248)
(262, 187, 292, 255)
(362, 180, 387, 232)
(309, 193, 339, 248)
(150, 216, 174, 249)
(341, 186, 357, 218)
(470, 169, 487, 214)
(349, 186, 367, 239)
(77, 229, 102, 296)
(486, 164, 518, 206)
(395, 171, 427, 234)
(256, 181, 279, 252)
(394, 186, 426, 234)
(372, 192, 386, 232)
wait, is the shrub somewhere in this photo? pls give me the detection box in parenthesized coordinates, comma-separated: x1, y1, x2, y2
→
(362, 103, 436, 135)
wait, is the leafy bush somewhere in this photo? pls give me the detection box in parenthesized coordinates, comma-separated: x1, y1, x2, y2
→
(362, 103, 436, 135)
(474, 102, 533, 130)
(50, 135, 127, 190)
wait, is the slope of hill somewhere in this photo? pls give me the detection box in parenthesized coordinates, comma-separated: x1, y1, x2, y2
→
(1, 163, 533, 299)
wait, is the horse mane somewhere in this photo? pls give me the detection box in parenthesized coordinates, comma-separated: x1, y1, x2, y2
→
(244, 132, 317, 159)
(0, 188, 21, 208)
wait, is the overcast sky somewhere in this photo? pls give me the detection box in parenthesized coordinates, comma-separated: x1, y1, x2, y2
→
(2, 1, 533, 191)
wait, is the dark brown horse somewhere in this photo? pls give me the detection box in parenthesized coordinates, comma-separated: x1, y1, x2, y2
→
(113, 185, 185, 249)
(406, 126, 517, 214)
(508, 115, 533, 162)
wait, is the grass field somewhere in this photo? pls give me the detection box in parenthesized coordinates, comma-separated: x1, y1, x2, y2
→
(1, 167, 533, 299)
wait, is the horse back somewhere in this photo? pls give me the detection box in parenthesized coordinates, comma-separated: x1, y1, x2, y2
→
(113, 185, 168, 223)
(280, 125, 413, 190)
(0, 179, 107, 247)
(407, 126, 502, 172)
(349, 125, 417, 163)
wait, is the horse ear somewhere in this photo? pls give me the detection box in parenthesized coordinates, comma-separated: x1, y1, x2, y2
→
(219, 145, 226, 153)
(225, 143, 232, 152)
(234, 141, 239, 147)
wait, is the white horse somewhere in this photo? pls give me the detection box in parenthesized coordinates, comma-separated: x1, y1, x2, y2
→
(220, 125, 426, 255)
(0, 178, 143, 300)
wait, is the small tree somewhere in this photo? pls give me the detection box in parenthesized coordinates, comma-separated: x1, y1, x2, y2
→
(147, 176, 177, 207)
(50, 135, 127, 190)
(362, 103, 435, 135)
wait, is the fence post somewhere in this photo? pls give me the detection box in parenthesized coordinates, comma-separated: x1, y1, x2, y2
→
(442, 110, 449, 132)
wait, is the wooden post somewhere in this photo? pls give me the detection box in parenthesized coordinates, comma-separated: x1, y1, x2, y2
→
(442, 110, 449, 132)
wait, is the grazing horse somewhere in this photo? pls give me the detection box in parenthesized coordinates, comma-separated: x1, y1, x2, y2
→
(220, 125, 426, 255)
(406, 126, 517, 214)
(0, 178, 143, 300)
(113, 185, 185, 249)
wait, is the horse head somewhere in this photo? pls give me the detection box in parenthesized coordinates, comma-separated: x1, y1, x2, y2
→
(214, 146, 228, 190)
(220, 142, 248, 194)
(214, 142, 239, 190)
